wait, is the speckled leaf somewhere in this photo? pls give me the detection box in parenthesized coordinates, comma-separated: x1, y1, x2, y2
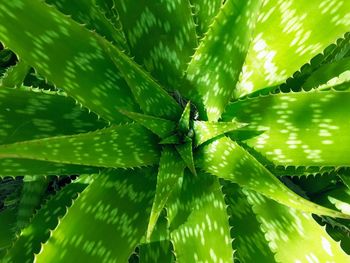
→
(186, 0, 261, 121)
(0, 86, 106, 145)
(178, 102, 191, 134)
(0, 0, 139, 123)
(35, 168, 156, 263)
(46, 0, 128, 50)
(93, 0, 124, 31)
(167, 172, 233, 263)
(0, 159, 100, 178)
(115, 0, 197, 90)
(0, 60, 29, 87)
(104, 43, 182, 120)
(147, 147, 185, 240)
(16, 176, 48, 229)
(175, 141, 196, 176)
(196, 136, 350, 219)
(237, 0, 350, 97)
(2, 175, 91, 263)
(223, 90, 350, 166)
(278, 32, 350, 93)
(190, 0, 222, 38)
(222, 181, 276, 263)
(120, 111, 176, 138)
(243, 188, 350, 263)
(0, 124, 160, 169)
(0, 209, 17, 255)
(193, 120, 247, 147)
(303, 57, 350, 90)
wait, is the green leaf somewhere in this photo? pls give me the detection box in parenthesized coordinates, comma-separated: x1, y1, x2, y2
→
(190, 0, 221, 38)
(167, 172, 233, 263)
(0, 0, 140, 123)
(0, 60, 29, 88)
(0, 124, 160, 169)
(35, 169, 156, 263)
(146, 147, 185, 240)
(104, 43, 182, 120)
(222, 181, 276, 263)
(196, 136, 350, 219)
(303, 57, 350, 90)
(243, 188, 350, 263)
(16, 176, 48, 229)
(223, 90, 350, 166)
(0, 159, 99, 178)
(279, 32, 350, 93)
(178, 102, 191, 134)
(2, 175, 91, 263)
(237, 0, 350, 97)
(120, 111, 176, 138)
(46, 0, 129, 50)
(0, 209, 17, 255)
(193, 120, 246, 147)
(175, 141, 196, 176)
(0, 86, 106, 145)
(114, 0, 197, 90)
(186, 0, 261, 121)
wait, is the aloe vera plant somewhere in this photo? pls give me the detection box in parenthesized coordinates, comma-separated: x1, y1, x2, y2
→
(0, 0, 350, 262)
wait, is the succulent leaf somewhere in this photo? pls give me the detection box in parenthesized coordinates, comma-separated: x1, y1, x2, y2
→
(0, 124, 160, 169)
(186, 0, 262, 121)
(0, 0, 139, 123)
(35, 169, 156, 263)
(196, 136, 350, 219)
(223, 90, 350, 166)
(0, 60, 29, 88)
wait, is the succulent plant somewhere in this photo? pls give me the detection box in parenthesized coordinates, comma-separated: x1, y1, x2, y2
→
(0, 0, 350, 262)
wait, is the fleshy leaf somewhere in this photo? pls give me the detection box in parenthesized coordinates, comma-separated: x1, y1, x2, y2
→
(196, 136, 350, 219)
(237, 0, 350, 97)
(222, 181, 276, 263)
(146, 147, 185, 241)
(119, 111, 176, 139)
(0, 0, 140, 123)
(167, 172, 233, 263)
(193, 120, 247, 147)
(16, 176, 48, 229)
(2, 175, 91, 263)
(0, 124, 160, 169)
(104, 43, 182, 120)
(178, 102, 191, 134)
(0, 86, 106, 145)
(35, 169, 156, 263)
(114, 0, 197, 90)
(46, 0, 128, 50)
(186, 0, 261, 121)
(175, 141, 196, 176)
(0, 159, 99, 178)
(243, 188, 350, 263)
(0, 60, 29, 87)
(223, 90, 350, 166)
(190, 0, 222, 38)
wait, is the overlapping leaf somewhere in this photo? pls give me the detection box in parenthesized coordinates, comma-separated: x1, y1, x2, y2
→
(237, 0, 350, 97)
(114, 0, 197, 90)
(36, 169, 156, 263)
(196, 136, 350, 218)
(167, 172, 233, 263)
(0, 0, 140, 123)
(0, 124, 160, 169)
(0, 60, 29, 87)
(186, 0, 261, 121)
(223, 90, 350, 166)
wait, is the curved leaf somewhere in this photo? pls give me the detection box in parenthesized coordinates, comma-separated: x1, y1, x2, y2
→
(0, 0, 139, 123)
(0, 60, 29, 88)
(196, 136, 350, 219)
(35, 169, 156, 263)
(223, 90, 350, 166)
(237, 0, 350, 97)
(186, 0, 261, 121)
(0, 124, 160, 169)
